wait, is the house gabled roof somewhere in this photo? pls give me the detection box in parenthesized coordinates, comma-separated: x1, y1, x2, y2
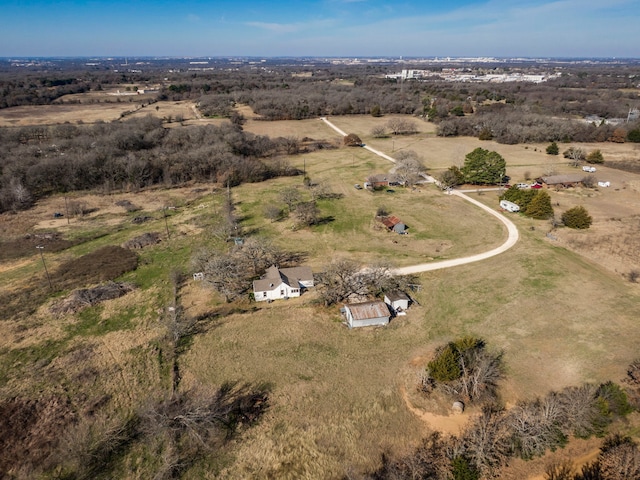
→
(345, 300, 390, 320)
(253, 265, 313, 292)
(368, 173, 401, 184)
(279, 266, 313, 284)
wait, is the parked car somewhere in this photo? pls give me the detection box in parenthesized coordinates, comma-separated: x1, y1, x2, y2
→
(530, 183, 543, 189)
(517, 183, 530, 189)
(582, 166, 596, 173)
(354, 184, 362, 189)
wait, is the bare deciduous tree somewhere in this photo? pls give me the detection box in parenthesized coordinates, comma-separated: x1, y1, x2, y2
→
(280, 186, 302, 212)
(263, 204, 283, 222)
(394, 150, 426, 186)
(508, 397, 565, 459)
(556, 384, 599, 438)
(458, 406, 511, 477)
(599, 434, 640, 480)
(563, 147, 586, 167)
(370, 125, 388, 138)
(199, 252, 248, 302)
(387, 118, 418, 135)
(293, 201, 320, 227)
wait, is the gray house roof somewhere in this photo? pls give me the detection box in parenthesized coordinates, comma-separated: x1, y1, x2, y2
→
(253, 265, 313, 292)
(345, 300, 390, 321)
(539, 174, 585, 185)
(384, 291, 410, 303)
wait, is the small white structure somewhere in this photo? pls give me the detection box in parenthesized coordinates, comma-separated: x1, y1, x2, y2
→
(384, 291, 411, 313)
(500, 200, 520, 212)
(253, 265, 314, 302)
(192, 272, 204, 281)
(582, 166, 596, 173)
(343, 301, 391, 328)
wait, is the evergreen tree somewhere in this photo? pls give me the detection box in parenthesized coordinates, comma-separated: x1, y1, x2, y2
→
(562, 206, 592, 229)
(525, 190, 554, 219)
(546, 142, 559, 155)
(461, 148, 506, 185)
(586, 149, 604, 164)
(628, 129, 640, 143)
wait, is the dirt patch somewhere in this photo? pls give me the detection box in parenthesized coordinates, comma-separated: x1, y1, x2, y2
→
(399, 384, 471, 435)
(122, 232, 161, 250)
(500, 438, 601, 480)
(50, 282, 136, 315)
(0, 231, 75, 262)
(0, 396, 76, 476)
(53, 246, 138, 289)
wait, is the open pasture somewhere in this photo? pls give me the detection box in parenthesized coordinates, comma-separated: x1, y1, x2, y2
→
(1, 108, 640, 477)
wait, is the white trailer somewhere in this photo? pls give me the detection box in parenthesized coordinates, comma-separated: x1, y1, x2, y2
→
(500, 200, 520, 212)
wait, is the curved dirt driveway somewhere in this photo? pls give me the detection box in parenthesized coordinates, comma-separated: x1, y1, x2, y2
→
(320, 117, 520, 274)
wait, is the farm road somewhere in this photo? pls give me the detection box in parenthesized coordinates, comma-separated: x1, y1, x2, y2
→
(319, 117, 520, 275)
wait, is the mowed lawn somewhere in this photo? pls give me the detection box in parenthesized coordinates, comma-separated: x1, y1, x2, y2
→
(235, 146, 505, 269)
(182, 224, 640, 479)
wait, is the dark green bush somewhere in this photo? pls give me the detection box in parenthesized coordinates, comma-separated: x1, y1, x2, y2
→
(428, 343, 461, 382)
(561, 206, 592, 229)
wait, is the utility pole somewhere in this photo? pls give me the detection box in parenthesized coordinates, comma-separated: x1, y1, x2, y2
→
(163, 207, 171, 239)
(36, 245, 52, 290)
(64, 195, 70, 224)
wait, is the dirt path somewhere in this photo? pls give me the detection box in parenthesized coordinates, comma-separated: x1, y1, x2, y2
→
(399, 385, 471, 435)
(320, 116, 520, 275)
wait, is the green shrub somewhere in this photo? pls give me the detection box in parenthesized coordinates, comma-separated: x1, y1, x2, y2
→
(628, 129, 640, 143)
(524, 190, 554, 219)
(454, 336, 484, 354)
(561, 206, 592, 229)
(592, 382, 633, 436)
(451, 456, 480, 480)
(501, 185, 536, 210)
(546, 142, 559, 155)
(586, 149, 604, 164)
(428, 343, 461, 382)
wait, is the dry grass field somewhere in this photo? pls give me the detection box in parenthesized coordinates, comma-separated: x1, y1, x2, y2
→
(1, 107, 640, 478)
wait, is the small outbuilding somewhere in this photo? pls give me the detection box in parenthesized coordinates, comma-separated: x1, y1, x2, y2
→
(380, 215, 407, 233)
(384, 291, 411, 313)
(343, 300, 391, 328)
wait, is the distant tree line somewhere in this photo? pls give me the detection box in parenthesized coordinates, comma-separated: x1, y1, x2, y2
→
(437, 108, 640, 144)
(0, 117, 301, 213)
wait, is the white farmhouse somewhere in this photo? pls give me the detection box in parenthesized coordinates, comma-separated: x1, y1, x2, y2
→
(253, 265, 314, 302)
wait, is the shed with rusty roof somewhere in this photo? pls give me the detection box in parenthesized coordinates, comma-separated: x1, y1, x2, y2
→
(343, 300, 391, 328)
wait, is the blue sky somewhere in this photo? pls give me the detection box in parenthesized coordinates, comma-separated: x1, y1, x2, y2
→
(1, 0, 638, 58)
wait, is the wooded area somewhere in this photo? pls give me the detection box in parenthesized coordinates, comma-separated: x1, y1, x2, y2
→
(2, 59, 639, 212)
